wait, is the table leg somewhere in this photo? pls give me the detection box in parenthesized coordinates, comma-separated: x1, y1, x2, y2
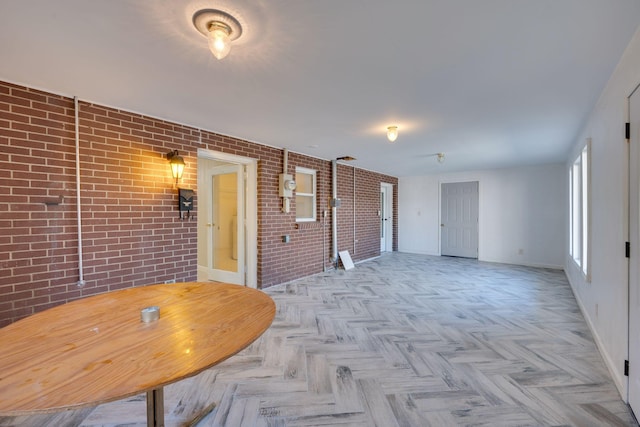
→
(146, 387, 165, 427)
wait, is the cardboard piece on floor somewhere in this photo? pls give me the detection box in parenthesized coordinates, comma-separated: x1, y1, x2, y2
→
(338, 250, 355, 270)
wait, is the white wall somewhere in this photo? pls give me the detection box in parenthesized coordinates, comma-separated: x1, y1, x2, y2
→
(565, 26, 640, 399)
(399, 163, 566, 269)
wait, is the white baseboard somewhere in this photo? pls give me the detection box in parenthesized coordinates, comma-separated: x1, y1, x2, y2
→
(566, 272, 627, 401)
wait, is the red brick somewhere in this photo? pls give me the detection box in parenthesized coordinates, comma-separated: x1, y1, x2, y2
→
(0, 80, 397, 325)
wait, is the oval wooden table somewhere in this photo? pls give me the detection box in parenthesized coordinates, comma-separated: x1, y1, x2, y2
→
(0, 282, 276, 426)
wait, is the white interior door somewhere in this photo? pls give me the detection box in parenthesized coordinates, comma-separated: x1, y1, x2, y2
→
(628, 85, 640, 414)
(380, 184, 393, 252)
(441, 181, 479, 258)
(197, 149, 257, 288)
(208, 164, 244, 284)
(197, 160, 245, 285)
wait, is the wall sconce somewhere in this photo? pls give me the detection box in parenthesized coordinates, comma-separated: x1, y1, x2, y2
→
(166, 150, 185, 184)
(387, 126, 398, 143)
(193, 9, 243, 60)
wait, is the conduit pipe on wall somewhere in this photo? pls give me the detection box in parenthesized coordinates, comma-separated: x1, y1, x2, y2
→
(284, 148, 288, 173)
(283, 148, 288, 213)
(353, 167, 356, 255)
(74, 97, 86, 287)
(323, 207, 327, 272)
(331, 159, 338, 266)
(280, 148, 294, 213)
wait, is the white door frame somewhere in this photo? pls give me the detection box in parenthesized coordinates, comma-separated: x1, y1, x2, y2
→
(627, 83, 639, 412)
(197, 148, 257, 288)
(380, 183, 394, 252)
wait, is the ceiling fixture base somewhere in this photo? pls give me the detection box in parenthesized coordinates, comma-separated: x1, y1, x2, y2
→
(192, 9, 243, 41)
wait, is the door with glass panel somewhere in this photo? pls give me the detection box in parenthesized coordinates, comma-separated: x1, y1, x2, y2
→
(380, 184, 393, 252)
(198, 162, 244, 284)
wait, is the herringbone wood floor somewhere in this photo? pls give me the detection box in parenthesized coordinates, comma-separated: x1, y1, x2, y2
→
(1, 253, 637, 426)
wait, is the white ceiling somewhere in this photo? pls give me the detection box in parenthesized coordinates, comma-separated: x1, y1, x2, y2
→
(1, 1, 639, 177)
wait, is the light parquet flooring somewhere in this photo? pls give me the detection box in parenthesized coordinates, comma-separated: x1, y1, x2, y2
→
(1, 253, 637, 426)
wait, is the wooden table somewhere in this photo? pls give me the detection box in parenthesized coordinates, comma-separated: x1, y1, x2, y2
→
(0, 282, 275, 426)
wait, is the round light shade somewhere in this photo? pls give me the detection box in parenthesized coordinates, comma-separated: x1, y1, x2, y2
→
(208, 24, 232, 60)
(387, 126, 398, 142)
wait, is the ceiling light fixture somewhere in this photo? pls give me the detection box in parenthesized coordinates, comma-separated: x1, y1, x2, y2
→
(437, 153, 445, 163)
(193, 9, 243, 60)
(386, 126, 398, 143)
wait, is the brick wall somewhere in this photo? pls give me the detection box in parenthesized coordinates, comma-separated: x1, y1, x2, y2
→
(354, 168, 399, 259)
(0, 80, 398, 326)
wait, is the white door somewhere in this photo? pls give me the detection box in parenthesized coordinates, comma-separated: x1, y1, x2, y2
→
(209, 164, 244, 284)
(441, 181, 479, 258)
(197, 160, 245, 285)
(380, 184, 393, 252)
(197, 150, 258, 288)
(628, 85, 640, 414)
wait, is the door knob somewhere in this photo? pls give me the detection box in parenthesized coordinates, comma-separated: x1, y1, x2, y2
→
(440, 223, 444, 227)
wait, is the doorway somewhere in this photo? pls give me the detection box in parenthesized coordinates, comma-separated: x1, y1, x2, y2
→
(197, 149, 257, 288)
(380, 183, 394, 252)
(628, 84, 640, 415)
(440, 181, 479, 258)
